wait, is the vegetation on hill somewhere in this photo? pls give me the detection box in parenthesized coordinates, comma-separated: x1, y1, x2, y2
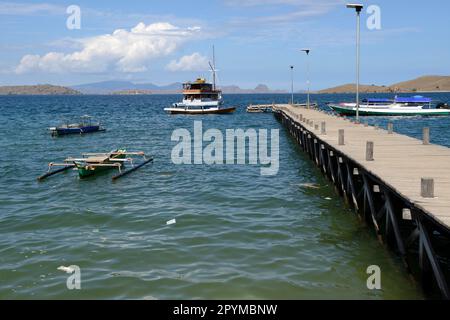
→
(0, 84, 81, 95)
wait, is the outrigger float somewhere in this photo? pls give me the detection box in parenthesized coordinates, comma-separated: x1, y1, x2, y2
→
(38, 149, 153, 181)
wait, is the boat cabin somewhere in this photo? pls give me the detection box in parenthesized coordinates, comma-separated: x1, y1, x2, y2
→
(182, 78, 221, 102)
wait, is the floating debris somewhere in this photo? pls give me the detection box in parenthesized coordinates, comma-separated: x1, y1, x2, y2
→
(325, 197, 332, 201)
(166, 219, 176, 225)
(299, 183, 321, 189)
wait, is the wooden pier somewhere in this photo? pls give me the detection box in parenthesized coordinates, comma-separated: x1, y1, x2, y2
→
(269, 104, 450, 299)
(247, 104, 275, 113)
(247, 103, 318, 113)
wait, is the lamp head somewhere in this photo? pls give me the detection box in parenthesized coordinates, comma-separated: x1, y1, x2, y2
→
(346, 3, 363, 12)
(301, 49, 311, 55)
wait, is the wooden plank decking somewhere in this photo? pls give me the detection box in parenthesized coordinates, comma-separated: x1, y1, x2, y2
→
(274, 104, 450, 231)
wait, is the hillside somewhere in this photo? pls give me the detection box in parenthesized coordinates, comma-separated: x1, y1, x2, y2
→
(390, 76, 450, 92)
(318, 84, 391, 94)
(0, 84, 81, 95)
(319, 75, 450, 94)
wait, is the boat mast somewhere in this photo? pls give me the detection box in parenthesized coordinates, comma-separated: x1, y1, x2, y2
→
(212, 45, 216, 91)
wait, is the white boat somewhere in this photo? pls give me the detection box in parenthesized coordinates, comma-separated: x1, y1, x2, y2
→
(329, 96, 450, 116)
(164, 48, 236, 115)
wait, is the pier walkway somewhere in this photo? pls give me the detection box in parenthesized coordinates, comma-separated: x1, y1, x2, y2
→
(269, 104, 450, 299)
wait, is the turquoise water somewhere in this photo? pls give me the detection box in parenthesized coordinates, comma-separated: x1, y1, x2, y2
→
(1, 93, 449, 299)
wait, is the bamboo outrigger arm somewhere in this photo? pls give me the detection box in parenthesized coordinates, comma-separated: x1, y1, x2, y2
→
(81, 151, 145, 156)
(112, 157, 154, 181)
(85, 163, 122, 167)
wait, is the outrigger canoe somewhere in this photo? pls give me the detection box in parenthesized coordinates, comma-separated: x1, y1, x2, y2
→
(38, 149, 153, 181)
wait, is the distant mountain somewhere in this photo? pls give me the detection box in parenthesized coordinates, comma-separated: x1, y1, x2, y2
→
(0, 84, 81, 95)
(71, 80, 286, 94)
(319, 75, 450, 94)
(112, 89, 153, 95)
(71, 80, 182, 94)
(221, 84, 286, 94)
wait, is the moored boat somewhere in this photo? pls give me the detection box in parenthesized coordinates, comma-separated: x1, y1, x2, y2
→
(49, 115, 105, 136)
(164, 78, 236, 115)
(329, 96, 450, 116)
(164, 47, 236, 115)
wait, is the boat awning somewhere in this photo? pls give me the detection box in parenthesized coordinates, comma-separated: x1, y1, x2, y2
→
(395, 96, 432, 103)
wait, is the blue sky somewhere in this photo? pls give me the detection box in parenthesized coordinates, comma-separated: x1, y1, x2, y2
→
(0, 0, 449, 90)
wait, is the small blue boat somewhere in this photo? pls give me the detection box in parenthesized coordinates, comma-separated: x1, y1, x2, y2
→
(49, 115, 106, 136)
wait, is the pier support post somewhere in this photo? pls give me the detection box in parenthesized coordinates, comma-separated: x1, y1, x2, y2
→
(338, 129, 345, 146)
(423, 128, 430, 145)
(366, 141, 374, 161)
(388, 122, 394, 134)
(321, 122, 326, 135)
(421, 178, 434, 198)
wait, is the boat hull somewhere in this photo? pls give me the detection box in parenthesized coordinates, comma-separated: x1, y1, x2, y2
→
(164, 107, 236, 115)
(51, 125, 105, 136)
(329, 104, 450, 117)
(75, 152, 126, 178)
(76, 163, 115, 178)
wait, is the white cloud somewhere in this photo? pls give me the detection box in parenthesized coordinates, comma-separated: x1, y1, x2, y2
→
(15, 22, 202, 74)
(166, 53, 209, 72)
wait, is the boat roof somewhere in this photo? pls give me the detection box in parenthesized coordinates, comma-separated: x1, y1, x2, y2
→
(395, 96, 432, 103)
(184, 78, 210, 85)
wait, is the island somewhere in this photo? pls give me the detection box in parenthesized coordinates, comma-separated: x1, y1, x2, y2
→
(0, 84, 81, 95)
(319, 75, 450, 94)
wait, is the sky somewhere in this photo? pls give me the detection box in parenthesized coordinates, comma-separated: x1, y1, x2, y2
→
(0, 0, 449, 90)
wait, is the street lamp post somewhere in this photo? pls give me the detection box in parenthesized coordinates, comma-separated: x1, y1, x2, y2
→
(290, 65, 294, 105)
(347, 3, 363, 121)
(301, 49, 311, 109)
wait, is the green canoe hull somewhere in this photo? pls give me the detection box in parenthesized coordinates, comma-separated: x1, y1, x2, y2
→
(76, 165, 116, 178)
(75, 151, 127, 178)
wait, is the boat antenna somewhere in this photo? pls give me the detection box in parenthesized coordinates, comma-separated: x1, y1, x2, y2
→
(209, 45, 216, 91)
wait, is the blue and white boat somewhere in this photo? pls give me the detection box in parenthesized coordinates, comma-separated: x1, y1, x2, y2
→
(329, 96, 450, 116)
(49, 115, 106, 136)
